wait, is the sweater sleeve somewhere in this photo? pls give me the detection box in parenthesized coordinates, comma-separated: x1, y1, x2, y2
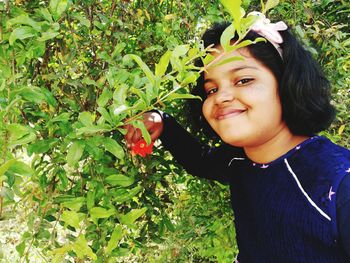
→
(158, 112, 243, 184)
(336, 173, 350, 258)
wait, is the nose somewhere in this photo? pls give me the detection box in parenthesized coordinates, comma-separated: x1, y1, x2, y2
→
(214, 84, 235, 105)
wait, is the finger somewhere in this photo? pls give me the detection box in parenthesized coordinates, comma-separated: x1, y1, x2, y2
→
(125, 125, 135, 147)
(144, 120, 155, 132)
(131, 128, 142, 144)
(150, 128, 163, 141)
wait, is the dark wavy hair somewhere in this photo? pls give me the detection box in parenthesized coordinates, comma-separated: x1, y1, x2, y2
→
(188, 22, 335, 137)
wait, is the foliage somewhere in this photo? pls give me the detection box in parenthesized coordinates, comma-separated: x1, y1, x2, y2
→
(0, 0, 348, 262)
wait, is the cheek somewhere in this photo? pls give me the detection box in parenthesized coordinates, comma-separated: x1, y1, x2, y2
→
(202, 99, 212, 121)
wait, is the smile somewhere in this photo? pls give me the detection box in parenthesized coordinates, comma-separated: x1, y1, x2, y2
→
(215, 109, 246, 120)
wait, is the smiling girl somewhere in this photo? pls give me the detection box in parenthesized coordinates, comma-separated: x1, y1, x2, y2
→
(125, 13, 350, 262)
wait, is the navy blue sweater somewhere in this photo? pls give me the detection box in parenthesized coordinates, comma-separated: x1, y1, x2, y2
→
(159, 112, 350, 262)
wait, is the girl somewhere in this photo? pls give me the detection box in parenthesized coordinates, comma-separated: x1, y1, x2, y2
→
(125, 13, 350, 262)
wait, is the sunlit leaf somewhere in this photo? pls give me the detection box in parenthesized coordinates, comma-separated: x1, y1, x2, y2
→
(263, 0, 280, 14)
(132, 120, 151, 145)
(155, 50, 171, 77)
(90, 207, 115, 219)
(0, 159, 17, 177)
(67, 141, 85, 167)
(97, 88, 112, 107)
(105, 174, 134, 187)
(119, 207, 147, 226)
(49, 0, 68, 21)
(128, 54, 155, 86)
(220, 23, 236, 52)
(163, 93, 201, 102)
(102, 137, 125, 160)
(220, 0, 243, 22)
(61, 210, 81, 229)
(71, 235, 97, 261)
(105, 225, 124, 254)
(172, 45, 190, 58)
(6, 14, 41, 31)
(9, 26, 36, 45)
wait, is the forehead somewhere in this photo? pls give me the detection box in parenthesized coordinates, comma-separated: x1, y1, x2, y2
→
(204, 47, 260, 79)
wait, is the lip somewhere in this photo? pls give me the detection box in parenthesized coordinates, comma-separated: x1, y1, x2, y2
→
(215, 108, 246, 120)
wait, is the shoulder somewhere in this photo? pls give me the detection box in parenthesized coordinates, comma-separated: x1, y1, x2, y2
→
(299, 136, 350, 167)
(287, 136, 350, 190)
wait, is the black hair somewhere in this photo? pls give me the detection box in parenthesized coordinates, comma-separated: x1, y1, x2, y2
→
(188, 22, 335, 137)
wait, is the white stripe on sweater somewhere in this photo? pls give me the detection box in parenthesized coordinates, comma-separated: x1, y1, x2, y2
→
(284, 158, 331, 221)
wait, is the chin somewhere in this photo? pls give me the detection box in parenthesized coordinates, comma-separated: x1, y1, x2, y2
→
(218, 133, 248, 147)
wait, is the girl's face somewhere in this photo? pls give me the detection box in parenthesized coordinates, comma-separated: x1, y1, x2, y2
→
(202, 47, 288, 148)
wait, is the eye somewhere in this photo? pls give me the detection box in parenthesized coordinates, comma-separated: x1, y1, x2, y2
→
(205, 87, 218, 96)
(236, 78, 254, 85)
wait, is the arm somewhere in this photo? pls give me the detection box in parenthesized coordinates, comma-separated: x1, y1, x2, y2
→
(158, 111, 243, 184)
(125, 111, 243, 184)
(337, 173, 350, 258)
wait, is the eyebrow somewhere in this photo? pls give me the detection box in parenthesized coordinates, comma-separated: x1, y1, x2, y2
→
(204, 66, 259, 83)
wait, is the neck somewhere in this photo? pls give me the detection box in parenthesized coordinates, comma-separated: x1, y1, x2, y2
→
(243, 128, 309, 164)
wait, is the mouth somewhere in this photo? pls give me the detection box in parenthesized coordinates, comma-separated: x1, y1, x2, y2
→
(215, 109, 246, 120)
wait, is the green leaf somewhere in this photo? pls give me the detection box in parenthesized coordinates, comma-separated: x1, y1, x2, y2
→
(102, 137, 125, 160)
(163, 93, 202, 102)
(220, 23, 236, 52)
(263, 0, 280, 14)
(67, 141, 85, 167)
(163, 215, 175, 232)
(71, 235, 97, 261)
(12, 86, 46, 104)
(9, 26, 36, 45)
(58, 171, 69, 189)
(78, 111, 94, 127)
(131, 120, 151, 145)
(203, 53, 215, 66)
(112, 43, 126, 58)
(97, 88, 112, 107)
(27, 138, 58, 155)
(7, 124, 36, 147)
(106, 225, 124, 254)
(155, 51, 171, 77)
(97, 107, 113, 125)
(49, 0, 68, 21)
(53, 195, 77, 204)
(7, 14, 41, 31)
(86, 191, 95, 210)
(39, 8, 53, 23)
(212, 56, 244, 67)
(128, 54, 155, 86)
(119, 207, 147, 226)
(105, 174, 134, 187)
(7, 161, 33, 176)
(61, 197, 85, 211)
(172, 45, 190, 58)
(220, 0, 243, 22)
(0, 159, 17, 177)
(50, 112, 71, 123)
(72, 13, 90, 28)
(180, 72, 199, 86)
(16, 241, 26, 257)
(226, 38, 266, 53)
(42, 87, 57, 106)
(113, 185, 142, 203)
(76, 125, 112, 135)
(61, 210, 81, 229)
(50, 245, 71, 263)
(113, 84, 128, 105)
(37, 30, 60, 41)
(90, 207, 115, 219)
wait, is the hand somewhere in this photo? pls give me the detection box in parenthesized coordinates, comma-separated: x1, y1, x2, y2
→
(124, 111, 164, 149)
